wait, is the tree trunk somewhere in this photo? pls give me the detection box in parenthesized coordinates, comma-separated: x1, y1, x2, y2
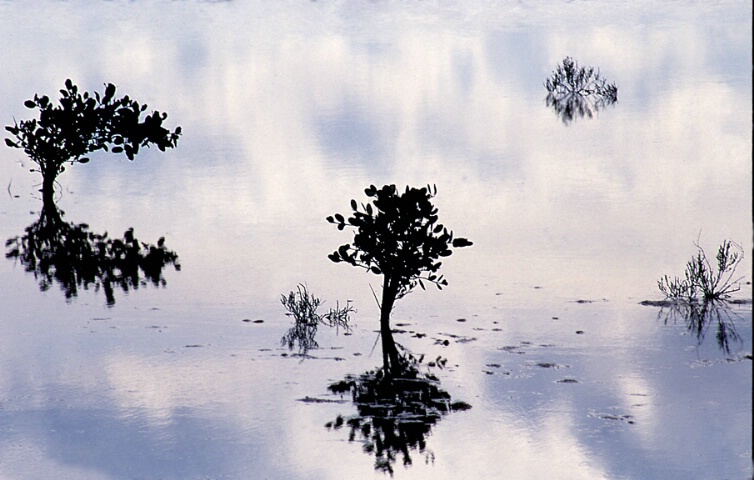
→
(41, 170, 56, 208)
(379, 275, 400, 377)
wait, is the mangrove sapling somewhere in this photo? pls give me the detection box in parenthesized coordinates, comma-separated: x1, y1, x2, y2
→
(280, 284, 354, 355)
(327, 184, 472, 378)
(5, 79, 181, 205)
(658, 239, 744, 301)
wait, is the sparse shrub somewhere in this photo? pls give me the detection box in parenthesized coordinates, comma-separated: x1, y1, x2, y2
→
(658, 239, 744, 301)
(544, 56, 618, 124)
(280, 284, 354, 355)
(545, 56, 617, 99)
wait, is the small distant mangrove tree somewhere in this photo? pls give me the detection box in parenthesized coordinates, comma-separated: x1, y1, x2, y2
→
(5, 79, 181, 204)
(327, 184, 472, 377)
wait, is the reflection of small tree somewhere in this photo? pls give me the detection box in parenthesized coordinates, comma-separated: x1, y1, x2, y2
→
(5, 202, 180, 306)
(658, 239, 744, 301)
(544, 56, 618, 124)
(5, 79, 181, 204)
(327, 185, 472, 377)
(280, 284, 354, 355)
(326, 360, 470, 476)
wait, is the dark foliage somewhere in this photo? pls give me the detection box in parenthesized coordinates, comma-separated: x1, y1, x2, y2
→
(5, 79, 181, 203)
(658, 239, 744, 301)
(5, 202, 180, 306)
(327, 184, 472, 376)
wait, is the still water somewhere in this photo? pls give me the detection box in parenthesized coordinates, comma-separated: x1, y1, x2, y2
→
(0, 1, 751, 479)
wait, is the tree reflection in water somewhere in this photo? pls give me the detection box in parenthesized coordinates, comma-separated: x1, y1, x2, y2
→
(5, 201, 180, 306)
(643, 298, 747, 354)
(326, 359, 470, 476)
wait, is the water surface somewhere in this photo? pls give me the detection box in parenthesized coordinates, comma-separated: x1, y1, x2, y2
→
(0, 2, 751, 479)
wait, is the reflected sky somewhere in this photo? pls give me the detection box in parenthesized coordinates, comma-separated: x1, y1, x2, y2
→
(0, 1, 751, 479)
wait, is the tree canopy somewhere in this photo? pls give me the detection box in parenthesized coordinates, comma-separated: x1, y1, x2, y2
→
(5, 79, 181, 203)
(327, 184, 472, 299)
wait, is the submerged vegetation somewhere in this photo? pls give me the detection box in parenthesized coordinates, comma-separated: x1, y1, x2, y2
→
(5, 202, 180, 306)
(327, 184, 472, 378)
(658, 239, 744, 301)
(280, 284, 354, 355)
(544, 56, 618, 124)
(5, 79, 181, 205)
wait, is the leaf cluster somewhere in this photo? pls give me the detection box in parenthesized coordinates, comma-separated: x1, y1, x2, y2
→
(5, 79, 181, 177)
(326, 184, 472, 297)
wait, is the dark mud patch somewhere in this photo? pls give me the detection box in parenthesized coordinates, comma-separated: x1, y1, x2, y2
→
(434, 333, 477, 344)
(532, 362, 567, 369)
(590, 412, 635, 425)
(297, 396, 348, 404)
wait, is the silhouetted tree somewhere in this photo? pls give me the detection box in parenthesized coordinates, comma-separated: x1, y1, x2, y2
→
(5, 79, 181, 204)
(327, 184, 472, 377)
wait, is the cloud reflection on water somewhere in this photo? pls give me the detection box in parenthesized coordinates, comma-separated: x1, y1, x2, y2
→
(0, 1, 751, 479)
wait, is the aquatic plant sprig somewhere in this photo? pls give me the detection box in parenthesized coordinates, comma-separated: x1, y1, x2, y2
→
(658, 239, 744, 301)
(280, 284, 354, 355)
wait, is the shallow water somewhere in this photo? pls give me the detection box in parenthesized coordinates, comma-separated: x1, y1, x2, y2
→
(0, 2, 751, 479)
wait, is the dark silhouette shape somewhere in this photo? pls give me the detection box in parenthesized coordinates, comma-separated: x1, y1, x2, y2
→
(642, 298, 745, 355)
(326, 361, 471, 476)
(658, 239, 744, 301)
(5, 202, 180, 306)
(5, 79, 181, 204)
(327, 184, 472, 378)
(280, 284, 354, 355)
(544, 56, 618, 124)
